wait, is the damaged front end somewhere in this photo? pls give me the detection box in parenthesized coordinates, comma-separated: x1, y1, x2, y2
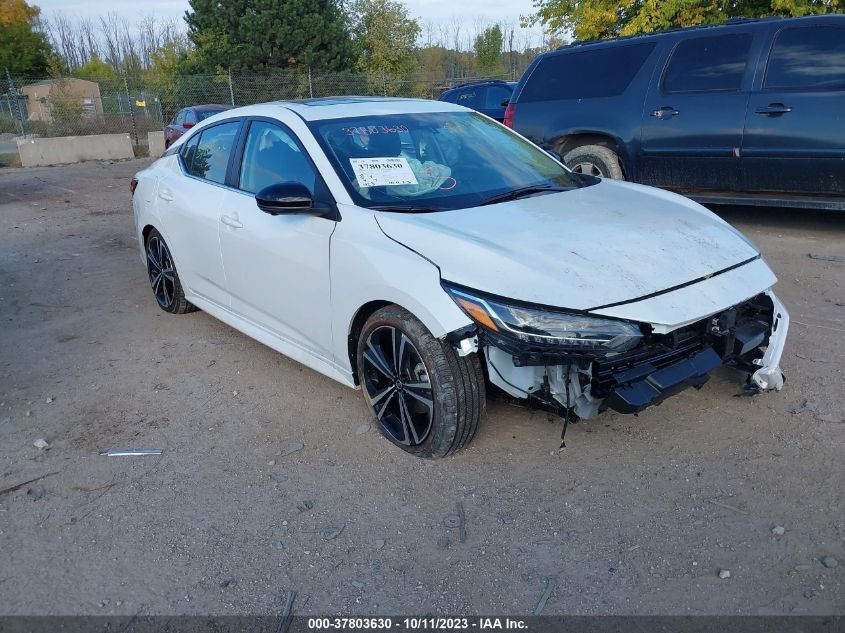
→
(443, 282, 788, 434)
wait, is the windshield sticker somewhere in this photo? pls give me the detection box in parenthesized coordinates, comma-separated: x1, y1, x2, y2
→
(350, 157, 419, 188)
(343, 124, 409, 136)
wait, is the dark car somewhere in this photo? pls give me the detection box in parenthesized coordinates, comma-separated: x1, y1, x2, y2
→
(164, 104, 233, 149)
(507, 15, 845, 210)
(439, 80, 517, 122)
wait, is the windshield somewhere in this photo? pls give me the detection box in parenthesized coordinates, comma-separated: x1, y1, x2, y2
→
(309, 112, 588, 211)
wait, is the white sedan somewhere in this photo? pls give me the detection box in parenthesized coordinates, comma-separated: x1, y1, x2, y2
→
(131, 97, 788, 458)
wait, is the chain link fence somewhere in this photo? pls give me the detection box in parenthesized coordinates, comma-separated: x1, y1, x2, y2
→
(1, 69, 510, 150)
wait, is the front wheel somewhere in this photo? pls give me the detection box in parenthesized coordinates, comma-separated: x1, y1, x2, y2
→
(357, 305, 485, 458)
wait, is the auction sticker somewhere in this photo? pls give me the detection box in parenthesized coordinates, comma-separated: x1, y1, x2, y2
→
(350, 157, 419, 187)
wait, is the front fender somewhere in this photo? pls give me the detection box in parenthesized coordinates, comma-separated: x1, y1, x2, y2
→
(330, 206, 472, 376)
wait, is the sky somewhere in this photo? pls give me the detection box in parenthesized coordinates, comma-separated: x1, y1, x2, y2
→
(34, 0, 541, 30)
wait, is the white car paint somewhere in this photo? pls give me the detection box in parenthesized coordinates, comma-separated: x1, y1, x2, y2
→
(132, 97, 788, 423)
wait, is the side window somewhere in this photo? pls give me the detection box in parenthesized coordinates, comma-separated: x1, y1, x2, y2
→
(238, 120, 316, 195)
(519, 42, 656, 102)
(183, 121, 240, 184)
(663, 34, 752, 93)
(184, 109, 198, 126)
(174, 110, 185, 125)
(485, 85, 511, 108)
(455, 88, 481, 109)
(765, 26, 845, 91)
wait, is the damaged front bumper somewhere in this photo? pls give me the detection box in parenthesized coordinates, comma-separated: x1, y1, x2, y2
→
(450, 290, 789, 420)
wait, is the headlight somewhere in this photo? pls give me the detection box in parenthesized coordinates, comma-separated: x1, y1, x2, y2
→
(443, 283, 643, 353)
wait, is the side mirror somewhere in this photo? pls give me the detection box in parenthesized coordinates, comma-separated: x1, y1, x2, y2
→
(501, 99, 510, 107)
(182, 122, 194, 129)
(255, 182, 315, 215)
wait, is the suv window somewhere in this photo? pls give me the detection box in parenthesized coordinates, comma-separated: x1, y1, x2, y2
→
(765, 26, 845, 91)
(182, 121, 240, 184)
(485, 85, 511, 108)
(663, 34, 752, 93)
(185, 109, 198, 125)
(520, 42, 655, 102)
(455, 88, 481, 109)
(238, 121, 316, 194)
(174, 110, 185, 125)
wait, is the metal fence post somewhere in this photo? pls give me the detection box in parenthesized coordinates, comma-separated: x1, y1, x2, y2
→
(122, 70, 138, 146)
(382, 70, 387, 96)
(5, 68, 26, 137)
(308, 67, 313, 99)
(228, 68, 235, 105)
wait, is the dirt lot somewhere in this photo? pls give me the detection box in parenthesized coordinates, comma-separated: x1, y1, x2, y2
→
(0, 159, 843, 616)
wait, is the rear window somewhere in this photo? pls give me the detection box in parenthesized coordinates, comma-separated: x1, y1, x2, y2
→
(455, 89, 481, 109)
(663, 34, 752, 93)
(519, 42, 655, 102)
(765, 26, 845, 91)
(182, 121, 240, 184)
(485, 85, 511, 108)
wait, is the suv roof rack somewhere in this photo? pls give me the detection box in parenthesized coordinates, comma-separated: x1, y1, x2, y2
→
(558, 15, 786, 49)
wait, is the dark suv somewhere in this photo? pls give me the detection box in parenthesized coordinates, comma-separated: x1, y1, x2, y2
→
(440, 80, 516, 122)
(507, 15, 845, 210)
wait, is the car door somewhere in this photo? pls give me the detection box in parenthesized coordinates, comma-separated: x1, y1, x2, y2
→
(158, 118, 243, 308)
(218, 118, 337, 361)
(639, 30, 759, 191)
(742, 22, 845, 195)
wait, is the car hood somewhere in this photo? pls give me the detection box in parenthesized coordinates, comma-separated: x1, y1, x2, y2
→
(375, 179, 760, 311)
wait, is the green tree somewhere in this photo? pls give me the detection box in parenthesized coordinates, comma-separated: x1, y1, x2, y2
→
(525, 0, 843, 41)
(0, 0, 53, 75)
(185, 0, 355, 72)
(71, 53, 118, 82)
(474, 24, 505, 76)
(349, 0, 421, 93)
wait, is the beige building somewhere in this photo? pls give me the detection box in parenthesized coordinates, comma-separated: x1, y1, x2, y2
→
(21, 78, 103, 123)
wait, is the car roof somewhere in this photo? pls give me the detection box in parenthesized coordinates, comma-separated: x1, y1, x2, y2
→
(190, 104, 233, 112)
(218, 97, 467, 122)
(443, 80, 516, 92)
(557, 13, 843, 50)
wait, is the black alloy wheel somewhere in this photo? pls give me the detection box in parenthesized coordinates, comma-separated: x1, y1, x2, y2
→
(357, 305, 486, 458)
(145, 228, 196, 314)
(362, 325, 434, 446)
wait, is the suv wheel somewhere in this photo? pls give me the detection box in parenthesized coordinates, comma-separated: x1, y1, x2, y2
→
(357, 305, 485, 458)
(563, 144, 624, 180)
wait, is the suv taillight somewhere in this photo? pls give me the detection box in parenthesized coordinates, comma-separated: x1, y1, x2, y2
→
(503, 102, 515, 128)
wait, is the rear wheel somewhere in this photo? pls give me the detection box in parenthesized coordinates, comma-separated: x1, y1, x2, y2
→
(357, 305, 485, 458)
(563, 144, 625, 180)
(145, 229, 197, 314)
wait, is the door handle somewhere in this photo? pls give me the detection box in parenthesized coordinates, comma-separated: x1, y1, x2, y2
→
(220, 215, 243, 229)
(651, 106, 680, 119)
(158, 188, 174, 202)
(755, 103, 792, 116)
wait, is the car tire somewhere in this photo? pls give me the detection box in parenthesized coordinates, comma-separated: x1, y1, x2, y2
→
(145, 228, 197, 314)
(357, 305, 485, 458)
(563, 144, 625, 180)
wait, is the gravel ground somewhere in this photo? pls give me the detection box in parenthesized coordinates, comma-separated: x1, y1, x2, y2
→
(0, 159, 843, 616)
